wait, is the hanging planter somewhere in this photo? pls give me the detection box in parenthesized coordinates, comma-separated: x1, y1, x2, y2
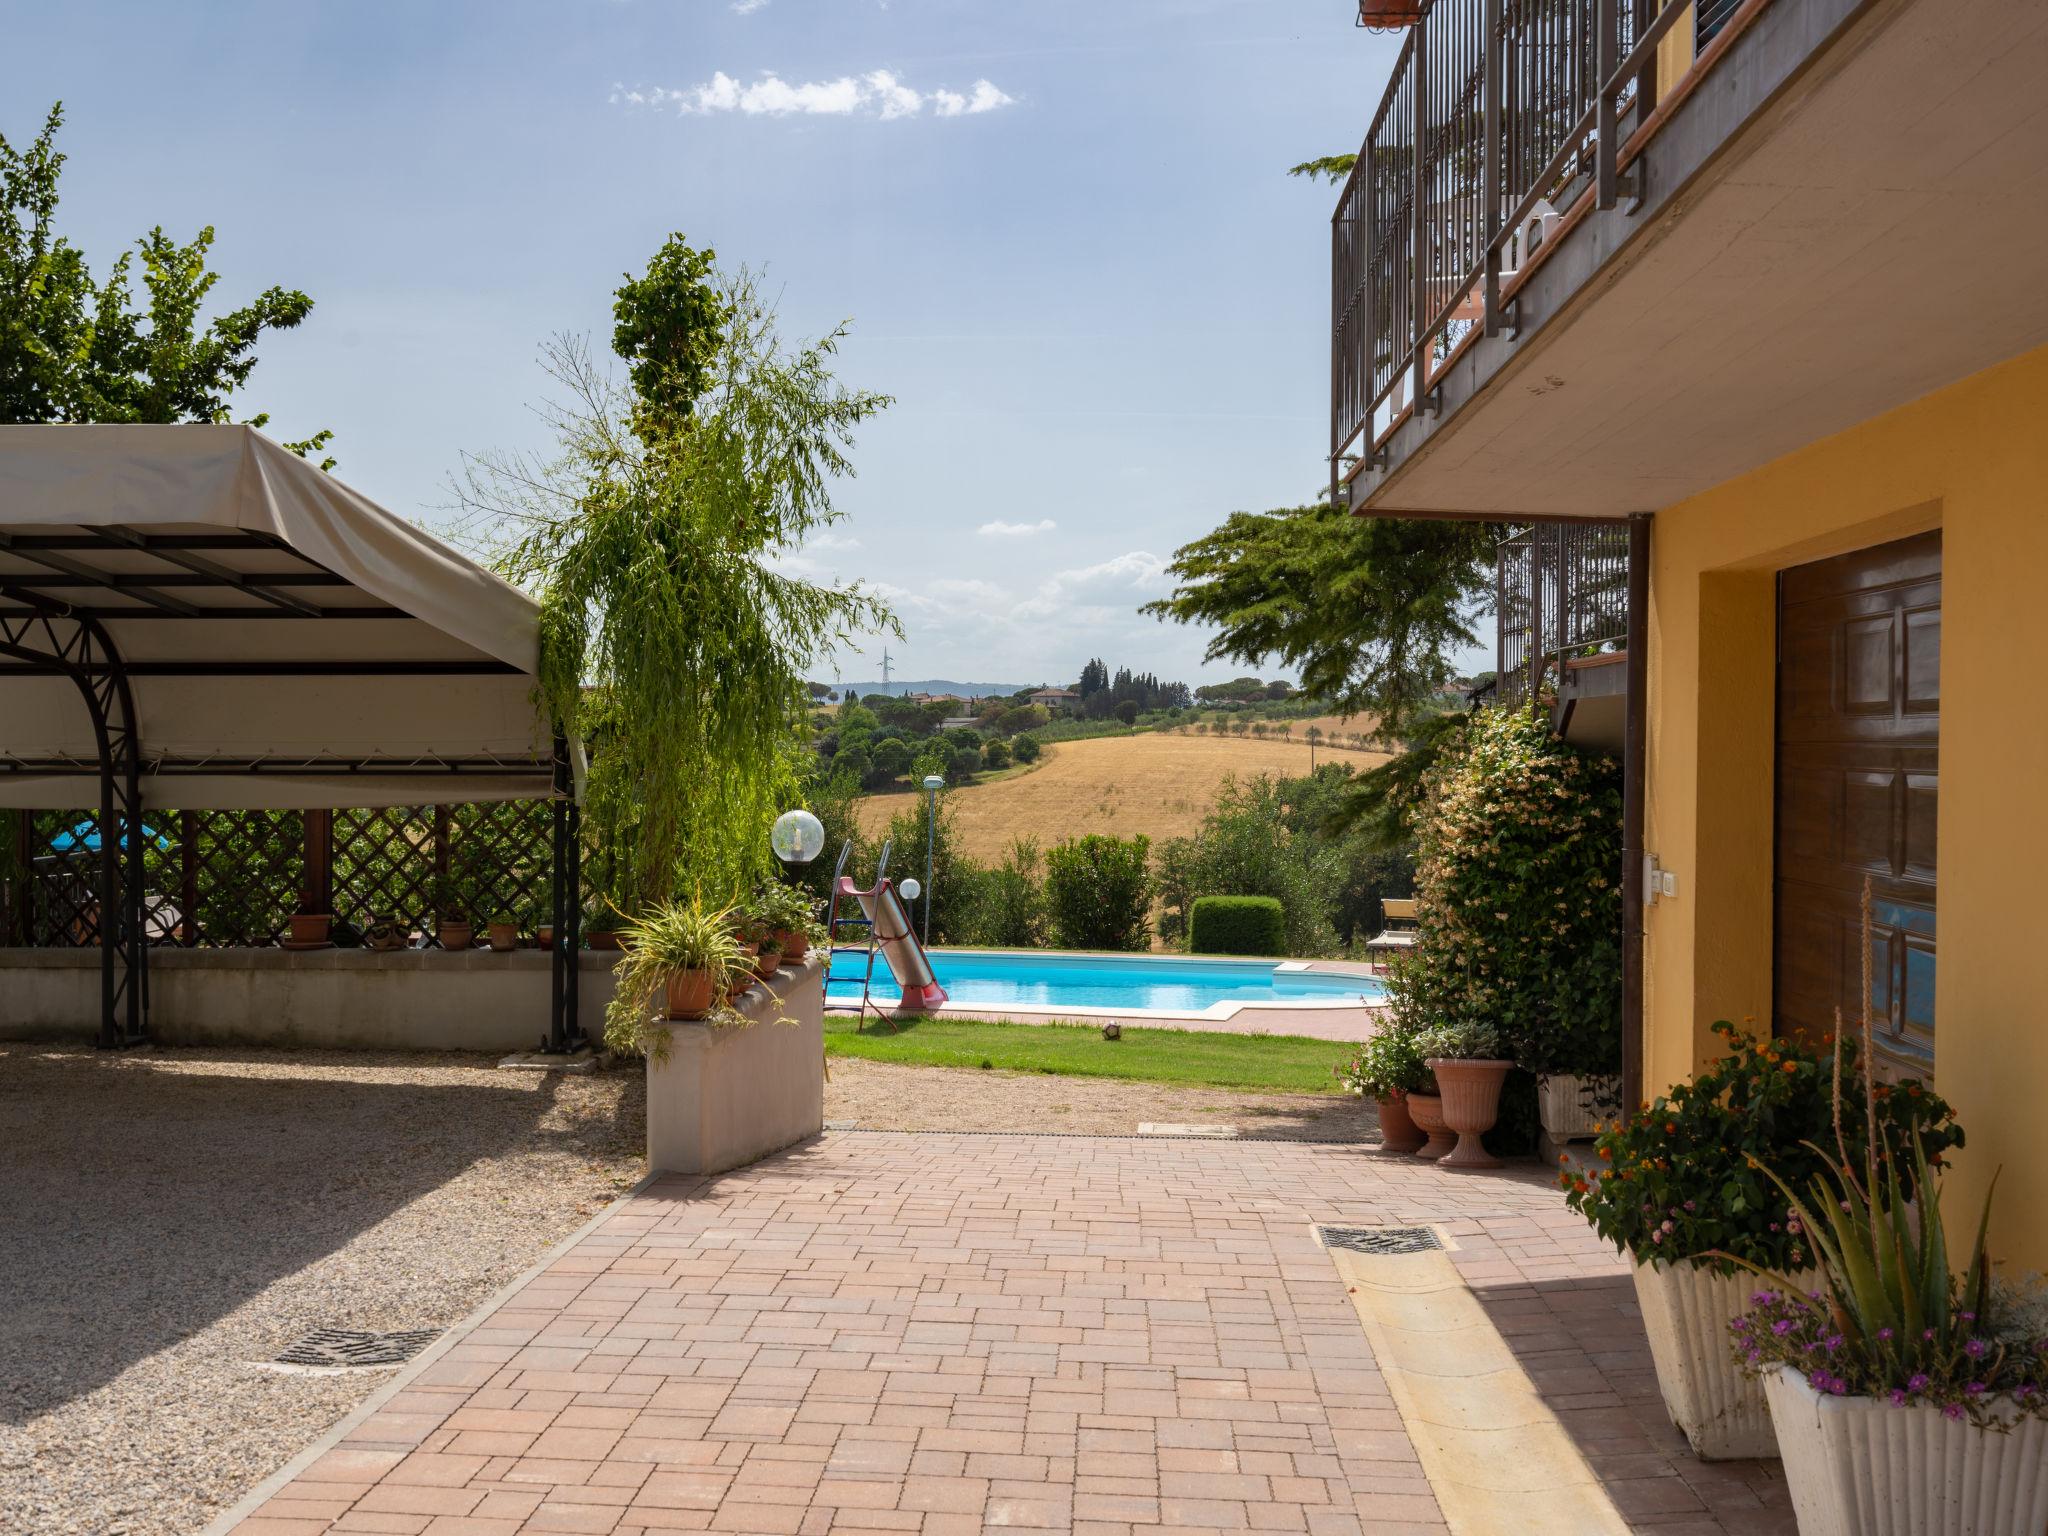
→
(1357, 0, 1425, 29)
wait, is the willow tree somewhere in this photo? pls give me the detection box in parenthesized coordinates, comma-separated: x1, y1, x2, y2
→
(458, 235, 898, 923)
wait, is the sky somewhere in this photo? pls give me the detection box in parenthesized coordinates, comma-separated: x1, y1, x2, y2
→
(3, 0, 1431, 691)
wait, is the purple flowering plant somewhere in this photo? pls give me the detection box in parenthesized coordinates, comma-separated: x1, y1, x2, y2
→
(1724, 1003, 2047, 1422)
(1560, 1019, 1960, 1275)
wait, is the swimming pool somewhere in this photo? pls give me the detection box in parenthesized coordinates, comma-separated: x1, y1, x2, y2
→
(825, 950, 1385, 1019)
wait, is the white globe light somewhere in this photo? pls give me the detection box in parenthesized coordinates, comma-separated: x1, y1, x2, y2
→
(899, 878, 922, 902)
(770, 809, 825, 865)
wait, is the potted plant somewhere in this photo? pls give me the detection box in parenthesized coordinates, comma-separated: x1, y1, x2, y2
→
(486, 911, 520, 951)
(755, 933, 784, 979)
(1335, 1026, 1429, 1156)
(614, 895, 747, 1026)
(363, 912, 408, 952)
(1731, 1129, 2048, 1531)
(583, 902, 626, 951)
(1538, 1069, 1624, 1143)
(1562, 1020, 1962, 1459)
(1412, 1020, 1513, 1170)
(287, 909, 332, 946)
(430, 873, 474, 951)
(752, 881, 818, 963)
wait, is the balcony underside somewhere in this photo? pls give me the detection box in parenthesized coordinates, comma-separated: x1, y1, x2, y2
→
(1352, 0, 2048, 519)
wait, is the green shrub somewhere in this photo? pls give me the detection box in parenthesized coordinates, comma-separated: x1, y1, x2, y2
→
(1011, 735, 1041, 763)
(1043, 834, 1153, 950)
(1389, 706, 1622, 1074)
(1188, 895, 1285, 955)
(1154, 773, 1338, 956)
(969, 836, 1048, 947)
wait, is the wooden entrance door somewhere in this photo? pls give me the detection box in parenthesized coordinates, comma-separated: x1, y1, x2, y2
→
(1773, 530, 1940, 1072)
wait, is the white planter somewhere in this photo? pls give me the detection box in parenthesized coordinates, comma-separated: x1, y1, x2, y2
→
(1633, 1256, 1817, 1460)
(1764, 1366, 2048, 1536)
(645, 955, 824, 1176)
(1536, 1072, 1623, 1139)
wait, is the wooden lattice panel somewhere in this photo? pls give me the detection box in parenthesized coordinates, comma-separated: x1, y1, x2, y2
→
(190, 810, 304, 947)
(447, 801, 554, 938)
(331, 807, 437, 942)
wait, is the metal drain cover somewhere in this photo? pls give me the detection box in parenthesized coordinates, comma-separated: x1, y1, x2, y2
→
(272, 1327, 441, 1370)
(1318, 1225, 1441, 1255)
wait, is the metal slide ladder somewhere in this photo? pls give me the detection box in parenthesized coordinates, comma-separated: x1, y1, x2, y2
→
(823, 838, 891, 1030)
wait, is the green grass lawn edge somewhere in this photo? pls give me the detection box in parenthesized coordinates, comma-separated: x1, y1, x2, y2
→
(824, 1013, 1352, 1095)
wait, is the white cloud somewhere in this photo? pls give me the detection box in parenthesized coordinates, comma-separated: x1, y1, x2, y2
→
(614, 69, 1018, 121)
(731, 0, 770, 12)
(934, 79, 1015, 117)
(977, 518, 1057, 538)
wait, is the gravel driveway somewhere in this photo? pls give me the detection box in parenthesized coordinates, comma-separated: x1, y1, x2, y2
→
(0, 1043, 644, 1536)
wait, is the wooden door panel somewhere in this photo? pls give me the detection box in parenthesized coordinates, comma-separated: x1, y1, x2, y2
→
(1773, 531, 1939, 1076)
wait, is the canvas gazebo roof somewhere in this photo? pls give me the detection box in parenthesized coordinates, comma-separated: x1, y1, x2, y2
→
(0, 424, 584, 1049)
(0, 423, 563, 808)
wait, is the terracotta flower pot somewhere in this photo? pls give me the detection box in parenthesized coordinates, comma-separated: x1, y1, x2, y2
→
(664, 968, 717, 1020)
(1405, 1092, 1456, 1159)
(586, 929, 623, 951)
(1428, 1057, 1513, 1169)
(1375, 1090, 1427, 1155)
(536, 925, 555, 951)
(486, 921, 519, 952)
(438, 919, 474, 951)
(755, 946, 783, 979)
(729, 944, 759, 999)
(287, 912, 331, 946)
(772, 927, 808, 963)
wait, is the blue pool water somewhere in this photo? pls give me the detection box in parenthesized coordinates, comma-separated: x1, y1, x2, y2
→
(825, 951, 1384, 1013)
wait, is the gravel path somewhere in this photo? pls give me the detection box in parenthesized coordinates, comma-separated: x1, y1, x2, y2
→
(0, 1043, 644, 1536)
(825, 1054, 1379, 1139)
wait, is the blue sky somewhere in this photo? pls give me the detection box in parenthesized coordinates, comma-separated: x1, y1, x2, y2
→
(4, 0, 1413, 689)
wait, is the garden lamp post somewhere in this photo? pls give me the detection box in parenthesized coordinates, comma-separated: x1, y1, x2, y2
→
(921, 773, 944, 947)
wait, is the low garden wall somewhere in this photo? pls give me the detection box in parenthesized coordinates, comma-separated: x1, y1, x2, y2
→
(0, 946, 622, 1052)
(644, 954, 825, 1176)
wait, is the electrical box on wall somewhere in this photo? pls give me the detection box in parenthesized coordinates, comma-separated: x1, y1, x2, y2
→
(1645, 855, 1678, 905)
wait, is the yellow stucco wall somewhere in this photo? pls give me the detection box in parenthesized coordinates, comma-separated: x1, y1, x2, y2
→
(1645, 342, 2048, 1268)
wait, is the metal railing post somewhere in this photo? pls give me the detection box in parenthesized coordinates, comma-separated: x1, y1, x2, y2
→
(1597, 0, 1620, 207)
(1410, 12, 1430, 416)
(1363, 144, 1377, 446)
(1482, 0, 1504, 334)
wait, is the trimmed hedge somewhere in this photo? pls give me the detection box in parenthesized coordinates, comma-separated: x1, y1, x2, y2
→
(1189, 895, 1285, 956)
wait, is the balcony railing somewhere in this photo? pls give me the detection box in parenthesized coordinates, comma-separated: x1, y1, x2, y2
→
(1496, 521, 1630, 709)
(1331, 0, 1764, 487)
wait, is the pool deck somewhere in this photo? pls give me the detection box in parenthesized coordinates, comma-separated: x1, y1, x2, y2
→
(827, 954, 1388, 1044)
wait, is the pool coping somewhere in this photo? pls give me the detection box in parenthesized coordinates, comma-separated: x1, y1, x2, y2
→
(824, 946, 1389, 1024)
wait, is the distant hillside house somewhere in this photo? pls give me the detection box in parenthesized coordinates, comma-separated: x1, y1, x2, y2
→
(906, 691, 966, 706)
(1028, 687, 1080, 711)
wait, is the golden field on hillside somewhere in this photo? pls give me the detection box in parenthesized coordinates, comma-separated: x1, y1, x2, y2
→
(856, 719, 1390, 862)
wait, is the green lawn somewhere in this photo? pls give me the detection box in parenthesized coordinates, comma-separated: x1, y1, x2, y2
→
(824, 1013, 1353, 1094)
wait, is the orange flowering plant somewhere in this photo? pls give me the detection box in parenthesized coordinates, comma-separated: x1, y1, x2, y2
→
(1560, 1021, 1962, 1274)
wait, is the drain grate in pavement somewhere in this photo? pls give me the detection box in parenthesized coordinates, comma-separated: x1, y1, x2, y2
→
(273, 1328, 442, 1370)
(1318, 1225, 1441, 1255)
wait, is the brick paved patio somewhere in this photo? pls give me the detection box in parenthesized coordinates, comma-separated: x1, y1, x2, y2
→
(221, 1132, 1791, 1536)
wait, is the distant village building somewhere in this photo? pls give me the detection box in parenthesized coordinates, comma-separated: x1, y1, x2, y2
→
(1027, 687, 1080, 712)
(906, 691, 967, 706)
